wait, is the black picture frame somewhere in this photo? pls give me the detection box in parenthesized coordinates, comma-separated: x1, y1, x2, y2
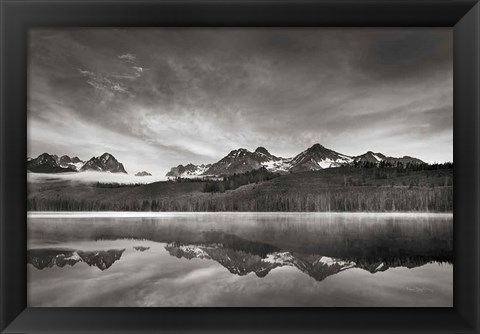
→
(1, 0, 479, 333)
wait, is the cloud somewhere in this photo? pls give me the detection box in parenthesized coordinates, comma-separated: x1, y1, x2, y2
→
(133, 66, 145, 73)
(118, 53, 136, 62)
(28, 28, 453, 176)
(78, 68, 131, 95)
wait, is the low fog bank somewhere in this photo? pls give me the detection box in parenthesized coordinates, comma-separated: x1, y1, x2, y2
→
(27, 171, 167, 185)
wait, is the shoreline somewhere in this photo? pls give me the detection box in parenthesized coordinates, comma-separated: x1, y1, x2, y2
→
(27, 211, 454, 219)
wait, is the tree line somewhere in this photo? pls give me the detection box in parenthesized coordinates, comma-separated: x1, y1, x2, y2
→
(352, 161, 453, 171)
(28, 185, 452, 212)
(203, 167, 280, 193)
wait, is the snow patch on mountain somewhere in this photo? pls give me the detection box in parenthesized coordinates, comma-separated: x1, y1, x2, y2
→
(261, 159, 291, 173)
(165, 164, 212, 178)
(317, 256, 354, 268)
(263, 252, 296, 265)
(178, 245, 211, 259)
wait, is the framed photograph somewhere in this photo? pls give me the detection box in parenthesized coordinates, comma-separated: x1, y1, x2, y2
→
(1, 0, 479, 332)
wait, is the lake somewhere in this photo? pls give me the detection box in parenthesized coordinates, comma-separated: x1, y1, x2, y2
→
(27, 212, 453, 307)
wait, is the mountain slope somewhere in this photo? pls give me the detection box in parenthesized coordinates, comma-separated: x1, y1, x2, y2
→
(135, 171, 152, 177)
(27, 153, 77, 173)
(383, 156, 424, 165)
(166, 163, 212, 178)
(203, 147, 283, 176)
(177, 147, 287, 176)
(353, 151, 424, 166)
(203, 148, 259, 175)
(58, 155, 85, 171)
(80, 153, 127, 173)
(353, 151, 386, 164)
(288, 144, 353, 172)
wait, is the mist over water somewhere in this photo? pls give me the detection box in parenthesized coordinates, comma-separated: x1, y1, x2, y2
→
(27, 212, 453, 307)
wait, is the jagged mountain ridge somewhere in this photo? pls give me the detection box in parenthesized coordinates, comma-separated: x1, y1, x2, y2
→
(354, 151, 386, 164)
(81, 153, 127, 173)
(165, 242, 436, 282)
(353, 151, 424, 166)
(27, 153, 78, 173)
(27, 152, 128, 174)
(58, 155, 84, 170)
(27, 144, 425, 177)
(166, 143, 425, 177)
(288, 143, 353, 173)
(204, 147, 284, 176)
(165, 147, 288, 177)
(27, 248, 125, 270)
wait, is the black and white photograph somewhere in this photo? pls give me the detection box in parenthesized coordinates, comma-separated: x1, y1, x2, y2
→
(27, 28, 453, 307)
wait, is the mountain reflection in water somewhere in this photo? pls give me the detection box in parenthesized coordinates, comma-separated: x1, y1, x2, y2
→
(27, 212, 453, 307)
(164, 230, 451, 282)
(28, 248, 125, 270)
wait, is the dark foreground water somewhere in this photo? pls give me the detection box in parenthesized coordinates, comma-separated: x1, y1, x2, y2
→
(27, 212, 453, 307)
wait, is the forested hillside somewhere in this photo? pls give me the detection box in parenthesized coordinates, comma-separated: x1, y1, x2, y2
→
(28, 165, 453, 212)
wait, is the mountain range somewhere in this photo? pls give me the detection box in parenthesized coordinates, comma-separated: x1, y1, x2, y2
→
(27, 248, 125, 271)
(27, 153, 82, 173)
(161, 230, 448, 282)
(27, 242, 442, 281)
(27, 152, 127, 174)
(165, 241, 439, 282)
(166, 143, 424, 177)
(27, 144, 424, 177)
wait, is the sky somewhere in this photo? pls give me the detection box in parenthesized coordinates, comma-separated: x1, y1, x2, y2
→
(28, 28, 453, 176)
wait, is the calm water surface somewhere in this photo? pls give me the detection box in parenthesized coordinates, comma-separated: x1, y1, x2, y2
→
(27, 212, 453, 307)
